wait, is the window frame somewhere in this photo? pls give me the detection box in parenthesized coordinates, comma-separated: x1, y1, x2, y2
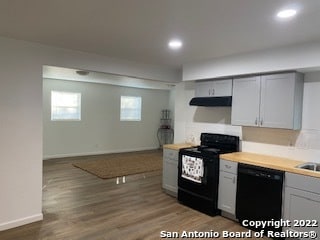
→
(120, 95, 142, 122)
(51, 91, 82, 121)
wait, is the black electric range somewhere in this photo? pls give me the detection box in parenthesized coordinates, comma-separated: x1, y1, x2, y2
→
(178, 133, 240, 216)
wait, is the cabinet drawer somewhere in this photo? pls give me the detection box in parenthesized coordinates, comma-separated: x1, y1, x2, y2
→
(220, 159, 238, 174)
(285, 172, 320, 194)
(163, 149, 179, 161)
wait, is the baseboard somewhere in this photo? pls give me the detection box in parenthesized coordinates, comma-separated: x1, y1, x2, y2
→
(0, 213, 43, 231)
(43, 147, 159, 160)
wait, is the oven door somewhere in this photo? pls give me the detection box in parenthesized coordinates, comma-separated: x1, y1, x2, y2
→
(178, 150, 219, 199)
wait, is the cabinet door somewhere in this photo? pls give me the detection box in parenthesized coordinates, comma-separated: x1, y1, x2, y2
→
(218, 171, 237, 215)
(195, 79, 232, 97)
(163, 149, 178, 196)
(162, 158, 178, 196)
(195, 81, 213, 97)
(283, 187, 320, 237)
(260, 73, 295, 129)
(231, 76, 261, 126)
(212, 79, 232, 96)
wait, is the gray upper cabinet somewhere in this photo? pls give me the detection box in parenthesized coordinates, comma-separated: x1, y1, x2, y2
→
(195, 79, 232, 97)
(231, 76, 261, 126)
(231, 72, 304, 129)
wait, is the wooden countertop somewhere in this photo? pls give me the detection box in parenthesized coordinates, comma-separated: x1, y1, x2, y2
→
(163, 143, 195, 150)
(220, 152, 320, 179)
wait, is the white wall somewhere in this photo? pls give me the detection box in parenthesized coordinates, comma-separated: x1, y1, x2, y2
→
(0, 36, 179, 231)
(0, 40, 43, 230)
(174, 71, 320, 164)
(183, 40, 320, 80)
(43, 79, 170, 158)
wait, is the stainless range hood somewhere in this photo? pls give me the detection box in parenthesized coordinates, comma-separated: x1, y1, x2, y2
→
(189, 96, 232, 107)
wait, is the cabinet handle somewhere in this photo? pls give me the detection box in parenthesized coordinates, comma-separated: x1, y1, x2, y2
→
(225, 165, 231, 169)
(255, 117, 258, 125)
(223, 176, 236, 184)
(212, 88, 215, 96)
(260, 119, 263, 126)
(223, 176, 233, 180)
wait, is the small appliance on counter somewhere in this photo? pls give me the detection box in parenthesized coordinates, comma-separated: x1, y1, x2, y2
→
(178, 133, 240, 216)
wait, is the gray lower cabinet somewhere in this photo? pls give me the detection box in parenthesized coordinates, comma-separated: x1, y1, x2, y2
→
(162, 148, 179, 197)
(283, 172, 320, 238)
(218, 159, 238, 216)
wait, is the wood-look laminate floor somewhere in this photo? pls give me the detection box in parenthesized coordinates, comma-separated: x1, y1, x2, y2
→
(0, 154, 269, 240)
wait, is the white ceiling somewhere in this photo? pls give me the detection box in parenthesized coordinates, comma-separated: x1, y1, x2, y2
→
(1, 0, 320, 69)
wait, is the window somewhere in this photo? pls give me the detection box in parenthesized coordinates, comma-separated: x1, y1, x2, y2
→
(120, 96, 142, 121)
(51, 91, 81, 121)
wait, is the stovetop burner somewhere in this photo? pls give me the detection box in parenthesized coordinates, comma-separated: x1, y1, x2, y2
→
(201, 147, 220, 153)
(199, 145, 220, 152)
(180, 133, 239, 156)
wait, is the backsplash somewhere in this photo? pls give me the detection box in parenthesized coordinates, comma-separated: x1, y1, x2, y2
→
(182, 123, 320, 163)
(184, 122, 241, 145)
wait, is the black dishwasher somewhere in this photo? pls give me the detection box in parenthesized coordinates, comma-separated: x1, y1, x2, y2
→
(236, 163, 284, 236)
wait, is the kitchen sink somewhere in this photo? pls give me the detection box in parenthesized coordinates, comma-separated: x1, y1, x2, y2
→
(296, 162, 320, 172)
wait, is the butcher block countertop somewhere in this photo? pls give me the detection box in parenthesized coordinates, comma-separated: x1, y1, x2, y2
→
(220, 152, 320, 179)
(163, 143, 195, 150)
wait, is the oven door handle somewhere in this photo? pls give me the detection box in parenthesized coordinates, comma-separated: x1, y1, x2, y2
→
(201, 161, 207, 185)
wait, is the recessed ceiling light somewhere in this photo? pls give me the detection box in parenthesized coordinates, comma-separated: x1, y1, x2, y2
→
(168, 39, 183, 50)
(277, 9, 297, 19)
